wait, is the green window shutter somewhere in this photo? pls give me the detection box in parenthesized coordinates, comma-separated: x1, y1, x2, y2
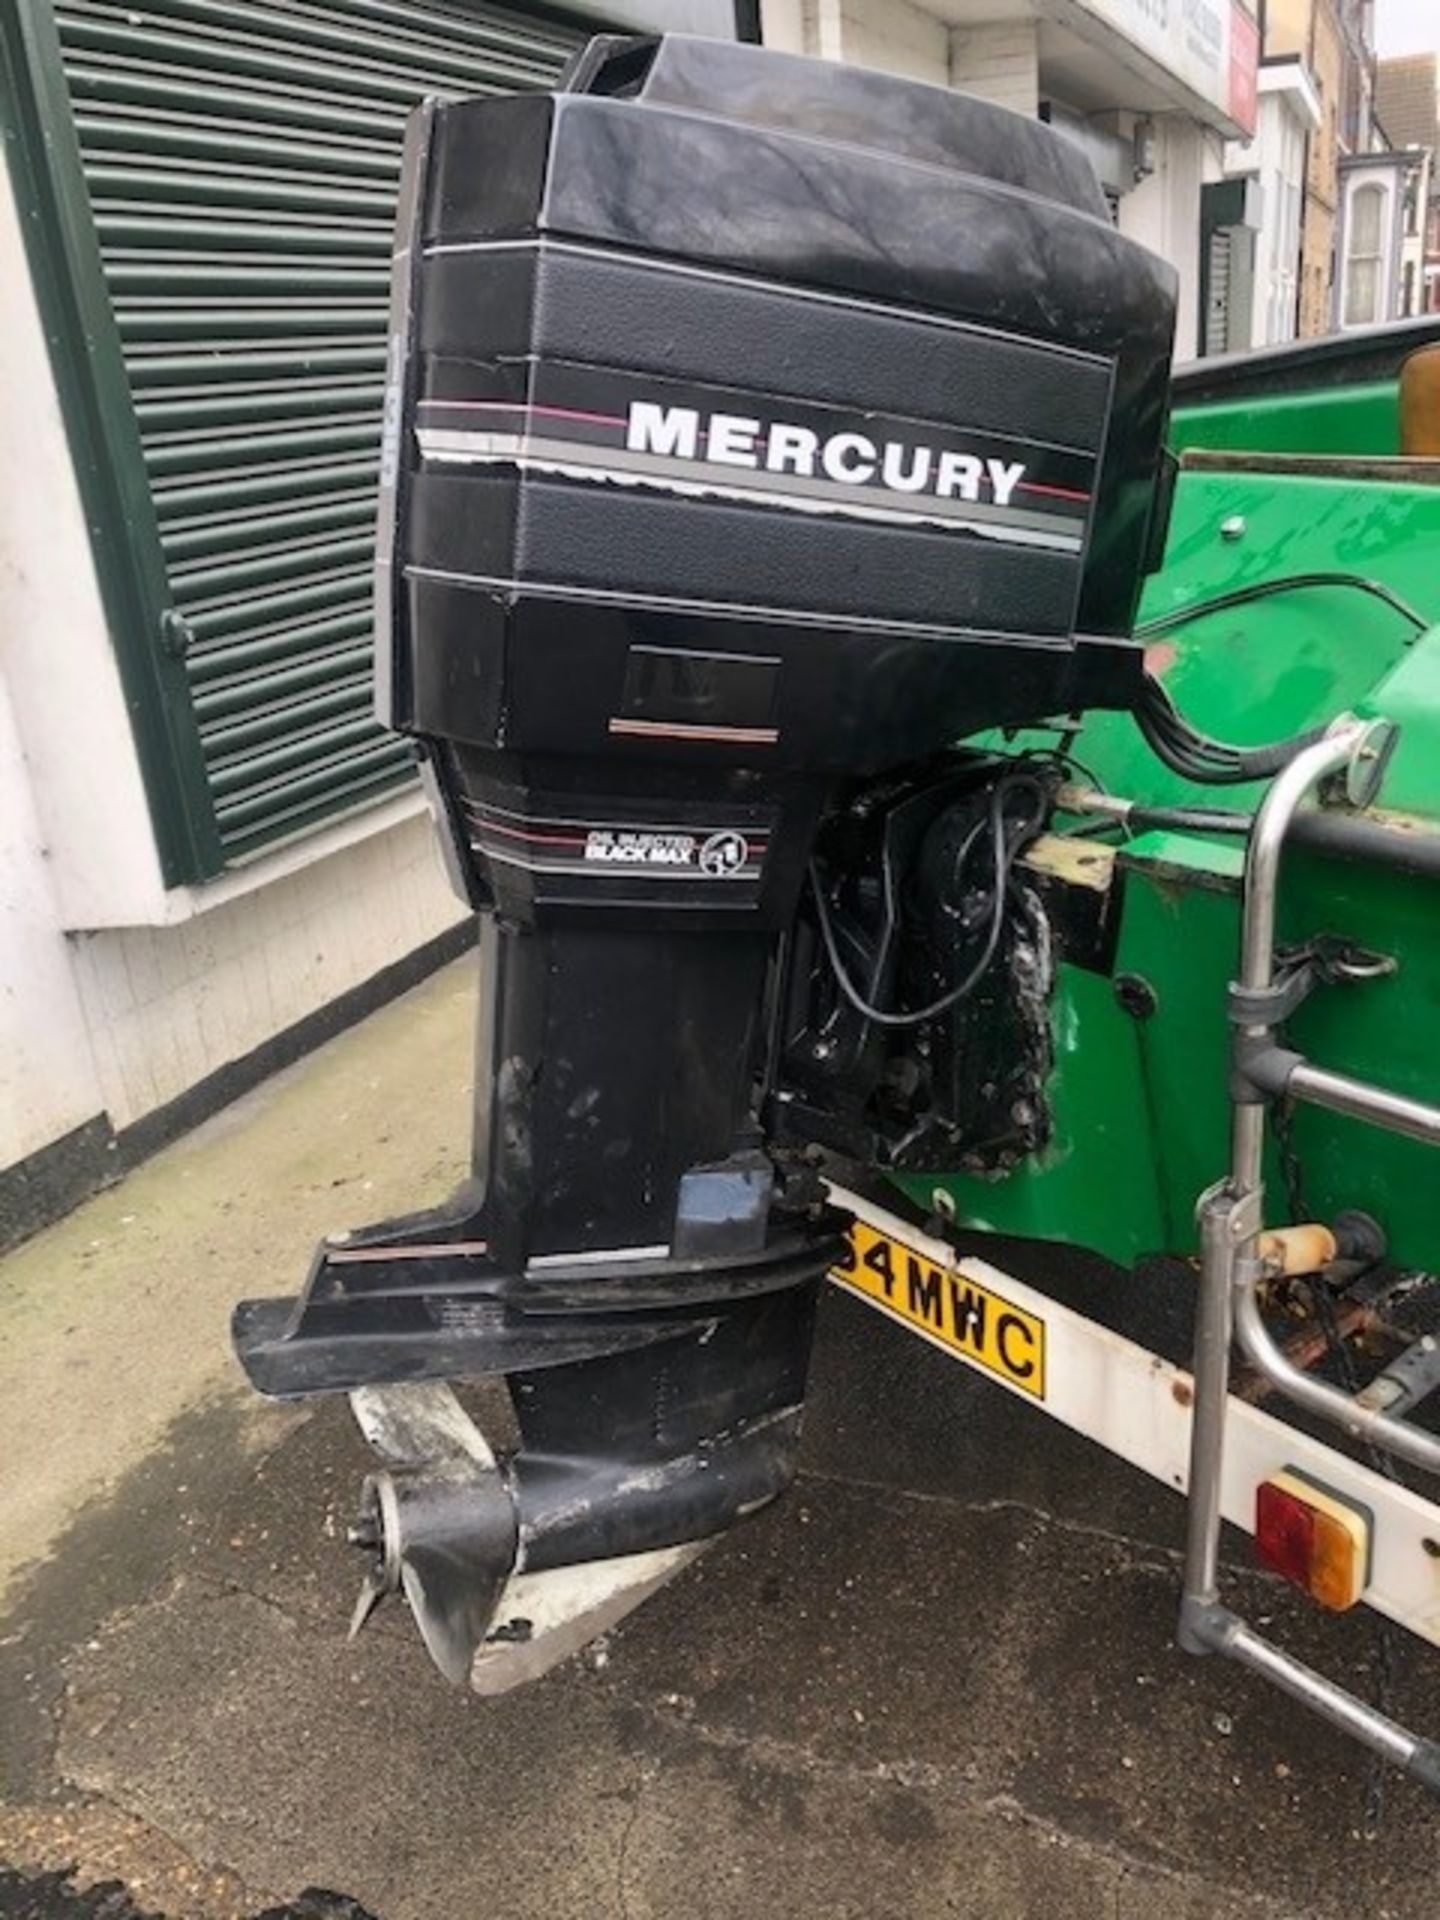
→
(44, 0, 589, 869)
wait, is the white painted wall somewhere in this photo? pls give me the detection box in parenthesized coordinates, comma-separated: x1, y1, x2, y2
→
(838, 0, 948, 86)
(1253, 99, 1307, 346)
(1223, 64, 1319, 351)
(1, 751, 466, 1171)
(0, 671, 106, 1162)
(69, 810, 465, 1132)
(762, 0, 1037, 102)
(760, 0, 806, 53)
(1119, 118, 1213, 360)
(774, 0, 950, 83)
(1399, 152, 1431, 319)
(949, 20, 1038, 119)
(0, 149, 170, 934)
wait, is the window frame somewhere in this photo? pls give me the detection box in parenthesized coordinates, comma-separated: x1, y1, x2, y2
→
(1343, 178, 1388, 330)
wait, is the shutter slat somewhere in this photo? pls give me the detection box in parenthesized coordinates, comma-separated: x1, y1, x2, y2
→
(171, 532, 376, 600)
(125, 344, 387, 388)
(152, 454, 379, 515)
(83, 0, 583, 71)
(55, 0, 586, 857)
(162, 492, 374, 561)
(113, 260, 391, 293)
(58, 20, 457, 113)
(138, 381, 384, 428)
(145, 419, 380, 475)
(213, 740, 416, 837)
(184, 568, 369, 642)
(60, 0, 573, 95)
(92, 210, 391, 253)
(202, 674, 375, 749)
(87, 163, 398, 216)
(194, 644, 375, 722)
(207, 701, 380, 788)
(120, 304, 385, 344)
(187, 609, 374, 684)
(74, 109, 401, 177)
(66, 61, 406, 140)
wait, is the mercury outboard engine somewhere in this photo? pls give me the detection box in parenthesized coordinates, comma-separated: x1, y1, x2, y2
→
(233, 35, 1176, 1689)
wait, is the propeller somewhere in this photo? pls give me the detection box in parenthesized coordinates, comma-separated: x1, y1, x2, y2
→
(343, 1382, 516, 1683)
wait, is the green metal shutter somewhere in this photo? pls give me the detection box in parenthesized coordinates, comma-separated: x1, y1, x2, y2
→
(50, 0, 589, 863)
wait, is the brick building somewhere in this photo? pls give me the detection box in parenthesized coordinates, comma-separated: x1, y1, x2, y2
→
(1262, 0, 1384, 336)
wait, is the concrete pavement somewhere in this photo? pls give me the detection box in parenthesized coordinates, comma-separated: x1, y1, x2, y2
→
(2, 956, 1437, 1919)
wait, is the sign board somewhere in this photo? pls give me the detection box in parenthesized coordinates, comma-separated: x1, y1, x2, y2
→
(1072, 0, 1260, 136)
(1227, 2, 1260, 136)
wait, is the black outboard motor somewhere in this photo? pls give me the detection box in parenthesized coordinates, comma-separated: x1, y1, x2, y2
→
(234, 35, 1176, 1688)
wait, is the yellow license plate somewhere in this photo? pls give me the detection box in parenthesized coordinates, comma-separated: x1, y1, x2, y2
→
(831, 1219, 1046, 1399)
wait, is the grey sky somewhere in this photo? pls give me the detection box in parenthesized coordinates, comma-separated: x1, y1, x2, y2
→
(1376, 0, 1440, 58)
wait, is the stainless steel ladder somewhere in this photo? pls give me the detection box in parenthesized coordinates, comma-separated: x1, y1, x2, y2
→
(1180, 715, 1440, 1792)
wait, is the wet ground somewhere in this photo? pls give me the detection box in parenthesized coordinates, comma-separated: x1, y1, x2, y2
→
(3, 959, 1437, 1919)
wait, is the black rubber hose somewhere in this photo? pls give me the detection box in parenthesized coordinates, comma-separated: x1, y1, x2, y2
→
(808, 775, 1046, 1030)
(1135, 570, 1429, 641)
(1135, 674, 1327, 785)
(1124, 803, 1253, 835)
(1132, 570, 1427, 785)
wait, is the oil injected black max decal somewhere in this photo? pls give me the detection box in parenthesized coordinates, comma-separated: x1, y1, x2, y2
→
(462, 796, 769, 892)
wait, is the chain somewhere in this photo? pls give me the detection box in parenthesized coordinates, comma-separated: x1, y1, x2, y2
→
(1273, 1093, 1308, 1235)
(1272, 1094, 1400, 1836)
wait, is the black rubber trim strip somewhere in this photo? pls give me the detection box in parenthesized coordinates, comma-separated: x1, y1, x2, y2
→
(0, 1112, 117, 1256)
(1290, 809, 1440, 881)
(1171, 314, 1440, 403)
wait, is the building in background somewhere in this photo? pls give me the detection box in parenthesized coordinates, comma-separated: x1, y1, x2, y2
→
(761, 0, 1261, 362)
(1262, 0, 1382, 336)
(1271, 0, 1346, 336)
(1334, 143, 1433, 325)
(1375, 52, 1440, 315)
(1216, 56, 1320, 351)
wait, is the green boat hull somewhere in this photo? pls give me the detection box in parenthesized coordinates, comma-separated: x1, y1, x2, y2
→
(902, 322, 1440, 1272)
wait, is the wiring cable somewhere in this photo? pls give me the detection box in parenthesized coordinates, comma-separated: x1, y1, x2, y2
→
(808, 774, 1047, 1029)
(1134, 570, 1429, 641)
(1133, 571, 1428, 786)
(1136, 672, 1328, 785)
